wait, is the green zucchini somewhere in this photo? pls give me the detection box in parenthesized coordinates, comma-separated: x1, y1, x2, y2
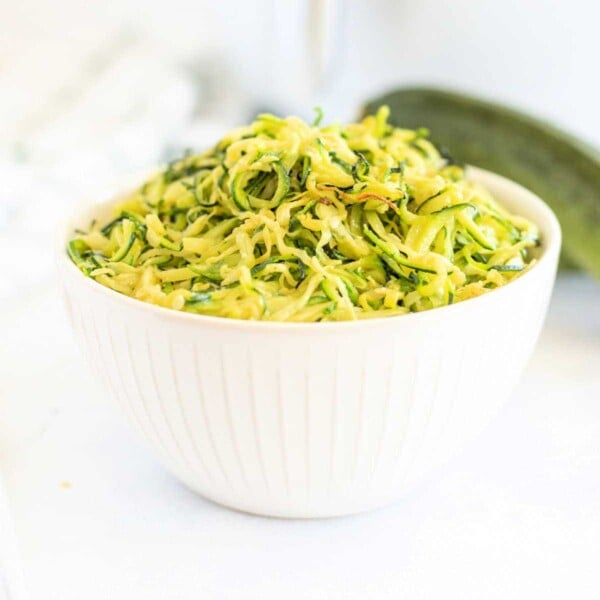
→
(231, 170, 252, 210)
(68, 107, 538, 321)
(231, 161, 290, 211)
(300, 156, 312, 186)
(320, 279, 338, 301)
(250, 255, 302, 278)
(329, 152, 354, 174)
(363, 87, 600, 278)
(110, 220, 137, 262)
(340, 276, 360, 304)
(362, 224, 437, 274)
(353, 152, 370, 181)
(67, 239, 91, 274)
(185, 291, 213, 307)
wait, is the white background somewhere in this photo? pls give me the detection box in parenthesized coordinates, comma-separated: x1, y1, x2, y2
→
(2, 0, 600, 141)
(1, 1, 600, 598)
(2, 275, 600, 599)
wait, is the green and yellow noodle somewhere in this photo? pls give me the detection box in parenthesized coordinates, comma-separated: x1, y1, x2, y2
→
(67, 107, 539, 321)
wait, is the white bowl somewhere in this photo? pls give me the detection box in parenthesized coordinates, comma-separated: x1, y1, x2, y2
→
(58, 167, 561, 518)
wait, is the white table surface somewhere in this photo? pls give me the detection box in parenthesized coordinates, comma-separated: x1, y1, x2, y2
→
(1, 273, 600, 600)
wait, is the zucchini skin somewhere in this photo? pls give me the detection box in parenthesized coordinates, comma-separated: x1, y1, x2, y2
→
(363, 87, 600, 278)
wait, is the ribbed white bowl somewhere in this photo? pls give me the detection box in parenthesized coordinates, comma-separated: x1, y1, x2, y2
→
(58, 167, 560, 518)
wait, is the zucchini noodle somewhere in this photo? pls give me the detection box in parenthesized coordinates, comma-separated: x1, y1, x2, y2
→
(67, 107, 539, 322)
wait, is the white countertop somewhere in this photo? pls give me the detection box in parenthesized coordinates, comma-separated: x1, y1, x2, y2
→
(1, 274, 600, 600)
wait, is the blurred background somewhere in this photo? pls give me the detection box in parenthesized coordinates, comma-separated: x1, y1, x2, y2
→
(1, 0, 599, 309)
(2, 0, 600, 310)
(1, 2, 599, 599)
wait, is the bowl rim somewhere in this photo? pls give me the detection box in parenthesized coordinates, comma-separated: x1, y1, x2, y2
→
(58, 166, 561, 331)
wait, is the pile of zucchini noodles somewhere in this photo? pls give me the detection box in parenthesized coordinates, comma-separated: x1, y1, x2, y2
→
(68, 107, 539, 321)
